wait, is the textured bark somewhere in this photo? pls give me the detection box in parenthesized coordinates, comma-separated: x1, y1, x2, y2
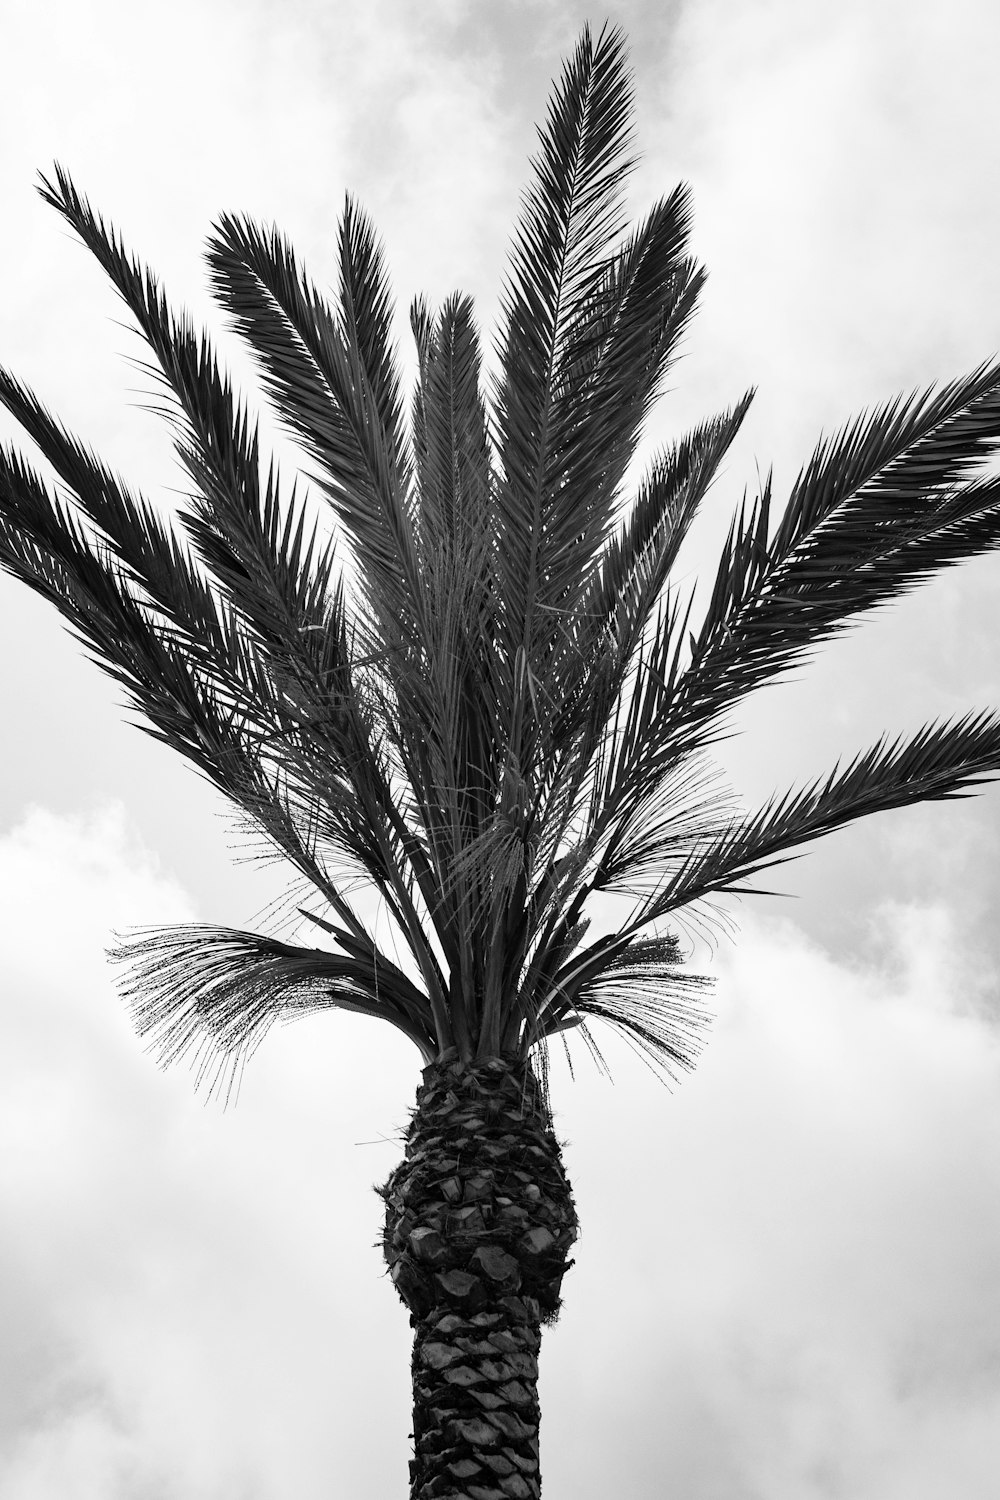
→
(378, 1053, 578, 1499)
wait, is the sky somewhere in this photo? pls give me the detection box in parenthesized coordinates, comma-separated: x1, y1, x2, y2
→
(1, 0, 1000, 1496)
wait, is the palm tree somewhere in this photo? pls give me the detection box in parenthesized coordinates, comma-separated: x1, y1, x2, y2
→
(2, 20, 1000, 1497)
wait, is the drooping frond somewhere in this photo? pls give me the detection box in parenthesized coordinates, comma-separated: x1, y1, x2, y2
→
(0, 366, 233, 657)
(0, 443, 390, 948)
(0, 442, 251, 773)
(111, 923, 437, 1102)
(527, 931, 712, 1081)
(35, 167, 345, 682)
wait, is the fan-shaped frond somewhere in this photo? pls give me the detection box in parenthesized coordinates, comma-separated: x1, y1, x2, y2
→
(111, 923, 437, 1102)
(527, 931, 712, 1081)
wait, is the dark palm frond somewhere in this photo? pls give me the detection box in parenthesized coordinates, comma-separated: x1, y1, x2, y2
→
(205, 205, 423, 644)
(527, 931, 712, 1080)
(589, 365, 1000, 871)
(771, 361, 1000, 558)
(547, 191, 706, 544)
(33, 168, 458, 1002)
(551, 394, 754, 750)
(0, 368, 367, 842)
(493, 21, 635, 673)
(204, 220, 460, 955)
(587, 396, 755, 656)
(401, 291, 501, 884)
(0, 442, 256, 769)
(0, 366, 238, 659)
(0, 442, 421, 993)
(553, 187, 696, 402)
(504, 398, 751, 913)
(628, 708, 1000, 928)
(110, 923, 437, 1102)
(410, 292, 493, 557)
(673, 362, 1000, 742)
(337, 195, 409, 476)
(36, 165, 347, 695)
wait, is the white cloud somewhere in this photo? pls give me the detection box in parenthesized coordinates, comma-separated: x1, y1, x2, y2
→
(0, 805, 416, 1499)
(1, 824, 999, 1498)
(543, 901, 1000, 1498)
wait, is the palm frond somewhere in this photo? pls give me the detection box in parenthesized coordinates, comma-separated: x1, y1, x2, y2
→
(0, 441, 250, 766)
(36, 166, 345, 685)
(590, 366, 1000, 855)
(552, 394, 754, 753)
(410, 292, 493, 557)
(205, 205, 422, 643)
(110, 924, 437, 1102)
(0, 444, 387, 922)
(337, 195, 409, 475)
(548, 190, 706, 539)
(629, 708, 1000, 927)
(21, 172, 457, 1016)
(674, 362, 1000, 743)
(493, 21, 635, 675)
(0, 366, 236, 656)
(530, 931, 712, 1081)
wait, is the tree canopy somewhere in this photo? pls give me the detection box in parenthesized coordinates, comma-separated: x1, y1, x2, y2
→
(3, 23, 1000, 1101)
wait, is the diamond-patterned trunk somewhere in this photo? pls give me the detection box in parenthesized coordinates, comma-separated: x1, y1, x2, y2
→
(378, 1054, 578, 1499)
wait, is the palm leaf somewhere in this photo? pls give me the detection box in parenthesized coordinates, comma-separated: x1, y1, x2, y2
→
(629, 709, 1000, 927)
(590, 366, 1000, 870)
(111, 923, 437, 1102)
(36, 166, 345, 686)
(525, 930, 712, 1079)
(493, 21, 635, 679)
(25, 170, 450, 1013)
(551, 394, 754, 755)
(548, 189, 706, 544)
(0, 366, 236, 658)
(676, 362, 1000, 743)
(205, 204, 422, 645)
(410, 292, 493, 559)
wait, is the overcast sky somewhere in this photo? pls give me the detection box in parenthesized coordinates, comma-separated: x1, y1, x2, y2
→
(2, 1, 1000, 1497)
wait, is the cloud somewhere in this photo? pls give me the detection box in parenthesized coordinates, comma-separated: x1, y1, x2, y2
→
(0, 804, 417, 1500)
(542, 900, 1000, 1498)
(1, 823, 999, 1498)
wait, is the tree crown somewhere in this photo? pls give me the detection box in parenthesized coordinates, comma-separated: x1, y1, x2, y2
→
(3, 22, 1000, 1098)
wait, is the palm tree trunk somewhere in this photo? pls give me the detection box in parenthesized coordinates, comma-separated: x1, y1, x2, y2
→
(379, 1053, 578, 1498)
